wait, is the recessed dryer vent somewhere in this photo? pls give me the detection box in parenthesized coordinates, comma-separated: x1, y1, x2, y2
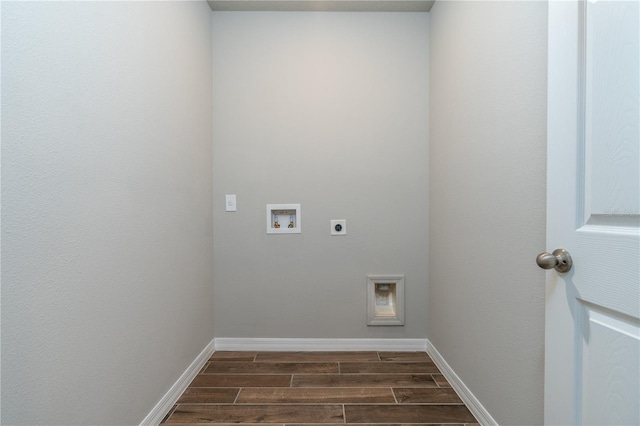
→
(266, 204, 301, 234)
(367, 275, 404, 326)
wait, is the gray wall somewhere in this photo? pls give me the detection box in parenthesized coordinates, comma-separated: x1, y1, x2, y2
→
(1, 2, 214, 424)
(428, 1, 547, 424)
(212, 12, 429, 338)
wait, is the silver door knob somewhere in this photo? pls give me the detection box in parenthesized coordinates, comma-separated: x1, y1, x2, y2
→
(536, 248, 572, 273)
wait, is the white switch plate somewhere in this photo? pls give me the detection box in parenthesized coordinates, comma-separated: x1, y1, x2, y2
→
(225, 194, 237, 212)
(331, 219, 346, 235)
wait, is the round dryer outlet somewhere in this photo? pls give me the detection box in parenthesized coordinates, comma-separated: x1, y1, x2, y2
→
(330, 219, 346, 235)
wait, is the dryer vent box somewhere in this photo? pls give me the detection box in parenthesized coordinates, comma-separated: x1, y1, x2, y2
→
(367, 275, 405, 326)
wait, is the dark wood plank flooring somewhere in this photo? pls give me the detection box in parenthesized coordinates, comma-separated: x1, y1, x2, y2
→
(161, 351, 479, 425)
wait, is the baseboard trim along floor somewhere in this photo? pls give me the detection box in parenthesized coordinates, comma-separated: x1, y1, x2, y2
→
(140, 339, 216, 426)
(426, 339, 497, 426)
(214, 337, 428, 352)
(141, 337, 495, 426)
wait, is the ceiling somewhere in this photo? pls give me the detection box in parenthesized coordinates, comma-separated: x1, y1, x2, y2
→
(207, 0, 435, 12)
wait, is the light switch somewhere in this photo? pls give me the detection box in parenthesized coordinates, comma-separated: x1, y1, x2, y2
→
(225, 194, 237, 212)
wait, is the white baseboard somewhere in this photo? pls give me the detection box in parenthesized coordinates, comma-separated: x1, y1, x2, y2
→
(214, 337, 428, 352)
(139, 338, 215, 426)
(426, 339, 498, 426)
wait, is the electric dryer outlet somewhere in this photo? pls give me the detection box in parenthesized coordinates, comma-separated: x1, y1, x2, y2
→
(331, 219, 346, 235)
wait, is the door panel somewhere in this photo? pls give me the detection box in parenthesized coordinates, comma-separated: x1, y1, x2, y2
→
(585, 0, 639, 222)
(581, 305, 640, 425)
(545, 1, 640, 425)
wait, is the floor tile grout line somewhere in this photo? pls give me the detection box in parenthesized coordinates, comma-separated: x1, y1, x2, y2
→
(172, 403, 466, 406)
(432, 373, 441, 387)
(342, 403, 346, 424)
(391, 387, 398, 404)
(185, 385, 445, 389)
(199, 361, 210, 374)
(201, 372, 342, 376)
(232, 387, 242, 404)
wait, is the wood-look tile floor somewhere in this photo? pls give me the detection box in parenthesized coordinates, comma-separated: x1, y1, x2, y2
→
(161, 351, 479, 425)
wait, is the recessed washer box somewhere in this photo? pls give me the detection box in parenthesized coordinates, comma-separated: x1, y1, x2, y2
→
(266, 204, 301, 234)
(367, 275, 405, 326)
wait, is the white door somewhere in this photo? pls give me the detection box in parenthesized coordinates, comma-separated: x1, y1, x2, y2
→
(545, 0, 640, 425)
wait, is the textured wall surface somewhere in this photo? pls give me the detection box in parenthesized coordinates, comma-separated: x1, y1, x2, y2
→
(212, 12, 429, 338)
(428, 2, 547, 424)
(1, 2, 213, 424)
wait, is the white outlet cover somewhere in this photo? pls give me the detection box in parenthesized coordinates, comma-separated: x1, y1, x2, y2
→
(331, 219, 346, 235)
(225, 194, 237, 212)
